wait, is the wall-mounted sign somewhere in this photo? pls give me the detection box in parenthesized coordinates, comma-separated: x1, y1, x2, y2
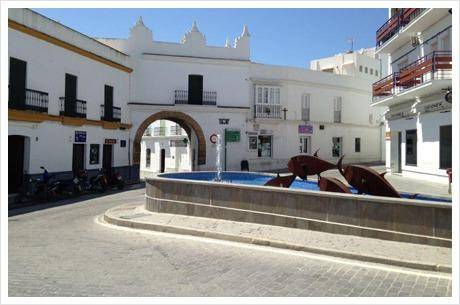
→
(89, 144, 100, 164)
(120, 140, 126, 147)
(225, 129, 241, 142)
(298, 124, 313, 134)
(74, 131, 86, 143)
(210, 133, 218, 144)
(219, 118, 230, 125)
(385, 131, 391, 140)
(105, 138, 117, 144)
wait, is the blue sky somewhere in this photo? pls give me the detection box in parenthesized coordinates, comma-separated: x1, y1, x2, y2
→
(34, 8, 388, 68)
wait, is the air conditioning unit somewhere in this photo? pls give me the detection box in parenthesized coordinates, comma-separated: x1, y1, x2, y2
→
(410, 36, 420, 47)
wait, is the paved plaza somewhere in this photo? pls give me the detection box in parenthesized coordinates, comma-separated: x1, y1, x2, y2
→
(8, 186, 451, 297)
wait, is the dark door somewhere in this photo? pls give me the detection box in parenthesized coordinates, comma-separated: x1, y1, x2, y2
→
(188, 75, 203, 105)
(440, 125, 452, 169)
(397, 132, 402, 172)
(65, 74, 77, 116)
(72, 144, 85, 176)
(8, 136, 25, 193)
(104, 85, 113, 120)
(160, 149, 166, 173)
(103, 144, 113, 175)
(9, 57, 27, 108)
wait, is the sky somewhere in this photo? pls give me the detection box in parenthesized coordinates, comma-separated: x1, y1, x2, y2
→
(34, 8, 388, 68)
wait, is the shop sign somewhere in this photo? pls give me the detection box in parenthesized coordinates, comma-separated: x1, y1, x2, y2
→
(105, 138, 117, 144)
(74, 131, 86, 143)
(298, 124, 313, 134)
(225, 129, 241, 142)
(219, 118, 230, 125)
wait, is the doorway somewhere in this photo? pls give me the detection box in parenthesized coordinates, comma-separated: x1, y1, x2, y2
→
(9, 57, 27, 108)
(332, 137, 342, 157)
(299, 136, 311, 154)
(8, 135, 25, 193)
(440, 125, 452, 169)
(72, 144, 85, 176)
(160, 149, 166, 173)
(103, 144, 113, 176)
(397, 132, 402, 172)
(65, 73, 77, 116)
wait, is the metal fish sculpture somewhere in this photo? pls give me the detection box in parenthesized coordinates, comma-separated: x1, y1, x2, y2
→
(287, 149, 336, 180)
(264, 173, 296, 188)
(336, 155, 414, 198)
(317, 175, 351, 194)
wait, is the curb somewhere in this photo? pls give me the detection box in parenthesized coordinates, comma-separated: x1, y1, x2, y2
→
(103, 208, 452, 274)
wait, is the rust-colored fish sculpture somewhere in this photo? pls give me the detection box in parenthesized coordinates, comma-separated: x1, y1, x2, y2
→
(317, 176, 351, 194)
(337, 156, 410, 198)
(264, 173, 296, 188)
(287, 149, 336, 180)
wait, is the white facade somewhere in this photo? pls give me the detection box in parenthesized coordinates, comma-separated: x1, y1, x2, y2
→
(8, 8, 387, 191)
(373, 8, 452, 183)
(140, 120, 191, 176)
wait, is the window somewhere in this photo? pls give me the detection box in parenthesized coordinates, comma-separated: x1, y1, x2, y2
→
(188, 74, 203, 105)
(332, 137, 342, 157)
(301, 94, 310, 121)
(146, 148, 151, 167)
(258, 135, 272, 158)
(370, 68, 374, 75)
(375, 69, 379, 76)
(333, 96, 342, 123)
(405, 130, 417, 166)
(440, 125, 451, 169)
(255, 85, 281, 105)
(364, 67, 368, 74)
(248, 136, 258, 150)
(359, 65, 363, 72)
(355, 138, 361, 153)
(299, 136, 311, 154)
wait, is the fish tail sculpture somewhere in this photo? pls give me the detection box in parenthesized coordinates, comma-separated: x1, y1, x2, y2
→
(264, 173, 297, 188)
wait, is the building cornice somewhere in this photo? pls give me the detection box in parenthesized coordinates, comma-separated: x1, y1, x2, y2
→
(127, 103, 251, 113)
(8, 109, 132, 129)
(8, 20, 133, 73)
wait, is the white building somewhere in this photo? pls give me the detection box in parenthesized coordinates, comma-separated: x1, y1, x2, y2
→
(140, 120, 191, 177)
(8, 8, 386, 193)
(372, 8, 452, 183)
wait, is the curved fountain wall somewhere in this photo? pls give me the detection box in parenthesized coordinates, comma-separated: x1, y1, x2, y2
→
(145, 174, 451, 247)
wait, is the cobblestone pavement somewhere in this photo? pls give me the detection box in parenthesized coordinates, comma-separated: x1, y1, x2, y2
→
(8, 187, 452, 297)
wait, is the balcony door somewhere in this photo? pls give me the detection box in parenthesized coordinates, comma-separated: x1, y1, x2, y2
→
(188, 75, 203, 105)
(65, 73, 77, 116)
(9, 57, 27, 108)
(104, 85, 113, 120)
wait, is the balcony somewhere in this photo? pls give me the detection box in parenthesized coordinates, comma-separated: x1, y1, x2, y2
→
(9, 88, 49, 113)
(372, 51, 451, 106)
(254, 104, 281, 119)
(174, 90, 217, 106)
(376, 8, 450, 54)
(59, 97, 87, 118)
(100, 105, 121, 122)
(376, 8, 426, 47)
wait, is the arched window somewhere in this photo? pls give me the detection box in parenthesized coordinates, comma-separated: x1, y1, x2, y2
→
(146, 148, 151, 168)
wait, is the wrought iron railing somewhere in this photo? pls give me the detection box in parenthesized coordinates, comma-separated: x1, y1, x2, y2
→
(372, 51, 451, 102)
(8, 88, 49, 113)
(174, 90, 217, 105)
(376, 8, 427, 47)
(254, 104, 282, 119)
(59, 97, 87, 118)
(100, 105, 121, 122)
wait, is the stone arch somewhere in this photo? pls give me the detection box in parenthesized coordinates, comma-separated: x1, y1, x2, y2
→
(133, 111, 206, 166)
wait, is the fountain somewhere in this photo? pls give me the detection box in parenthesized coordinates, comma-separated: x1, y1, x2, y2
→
(215, 134, 223, 182)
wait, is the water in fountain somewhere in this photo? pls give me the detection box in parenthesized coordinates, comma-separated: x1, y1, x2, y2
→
(215, 134, 223, 182)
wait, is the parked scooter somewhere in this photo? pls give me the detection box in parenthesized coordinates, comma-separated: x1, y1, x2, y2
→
(106, 170, 125, 190)
(15, 167, 60, 203)
(91, 169, 109, 192)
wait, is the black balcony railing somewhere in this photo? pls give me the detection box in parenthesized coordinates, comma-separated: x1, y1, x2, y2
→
(376, 8, 426, 47)
(372, 51, 451, 102)
(100, 105, 121, 122)
(9, 87, 49, 113)
(59, 97, 87, 118)
(254, 104, 282, 119)
(174, 90, 217, 105)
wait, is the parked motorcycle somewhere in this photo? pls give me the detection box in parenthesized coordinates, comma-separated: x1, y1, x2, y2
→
(106, 170, 125, 190)
(15, 167, 59, 203)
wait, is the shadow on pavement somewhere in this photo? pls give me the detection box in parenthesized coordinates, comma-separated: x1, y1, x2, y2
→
(8, 182, 146, 217)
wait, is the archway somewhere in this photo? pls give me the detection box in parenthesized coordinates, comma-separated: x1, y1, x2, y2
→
(133, 111, 206, 168)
